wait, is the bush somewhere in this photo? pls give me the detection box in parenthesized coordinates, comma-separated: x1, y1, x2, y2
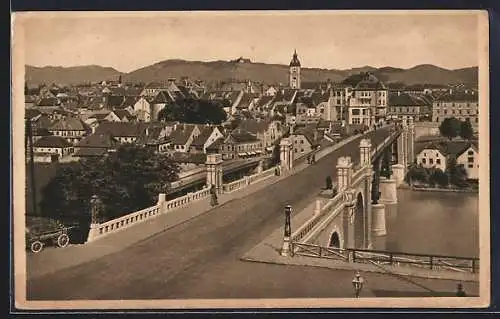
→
(325, 176, 333, 189)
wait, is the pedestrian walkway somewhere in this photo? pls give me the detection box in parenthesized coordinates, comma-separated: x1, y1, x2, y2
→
(25, 130, 380, 280)
(240, 196, 480, 287)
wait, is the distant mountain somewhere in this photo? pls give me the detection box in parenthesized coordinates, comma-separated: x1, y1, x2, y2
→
(25, 65, 123, 86)
(25, 60, 478, 87)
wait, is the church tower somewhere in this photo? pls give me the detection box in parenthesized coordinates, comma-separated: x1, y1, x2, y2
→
(289, 49, 301, 89)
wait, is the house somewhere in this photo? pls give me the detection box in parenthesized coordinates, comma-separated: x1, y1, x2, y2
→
(290, 126, 322, 160)
(416, 141, 479, 178)
(432, 90, 479, 129)
(135, 125, 172, 153)
(133, 91, 170, 122)
(234, 119, 284, 151)
(416, 144, 448, 171)
(348, 73, 388, 126)
(456, 143, 479, 180)
(387, 92, 425, 124)
(33, 135, 75, 162)
(74, 133, 120, 158)
(168, 124, 201, 153)
(49, 117, 89, 145)
(90, 111, 122, 123)
(94, 122, 150, 144)
(221, 131, 263, 160)
(189, 126, 225, 153)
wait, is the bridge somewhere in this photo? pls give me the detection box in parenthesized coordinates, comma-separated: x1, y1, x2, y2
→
(25, 122, 478, 301)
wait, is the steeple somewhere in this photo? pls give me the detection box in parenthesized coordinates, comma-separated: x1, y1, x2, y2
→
(289, 49, 301, 67)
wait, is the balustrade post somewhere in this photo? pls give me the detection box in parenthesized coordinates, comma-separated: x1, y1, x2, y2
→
(429, 256, 434, 270)
(319, 246, 323, 257)
(472, 259, 476, 273)
(353, 250, 356, 263)
(389, 253, 393, 266)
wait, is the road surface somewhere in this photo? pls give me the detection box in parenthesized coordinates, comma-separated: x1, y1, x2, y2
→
(28, 128, 475, 300)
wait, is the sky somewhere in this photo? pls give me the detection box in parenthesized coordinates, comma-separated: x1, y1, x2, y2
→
(16, 11, 481, 72)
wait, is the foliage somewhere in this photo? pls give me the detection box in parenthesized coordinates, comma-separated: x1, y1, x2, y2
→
(447, 157, 469, 187)
(158, 98, 227, 124)
(459, 118, 474, 140)
(40, 145, 180, 224)
(429, 168, 449, 188)
(439, 117, 461, 140)
(405, 163, 430, 184)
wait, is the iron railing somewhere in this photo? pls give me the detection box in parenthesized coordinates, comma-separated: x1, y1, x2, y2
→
(290, 242, 479, 273)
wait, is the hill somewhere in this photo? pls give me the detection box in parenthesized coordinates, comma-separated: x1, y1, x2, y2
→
(25, 60, 478, 87)
(25, 65, 123, 86)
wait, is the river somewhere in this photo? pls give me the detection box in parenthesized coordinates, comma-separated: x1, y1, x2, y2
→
(374, 188, 479, 258)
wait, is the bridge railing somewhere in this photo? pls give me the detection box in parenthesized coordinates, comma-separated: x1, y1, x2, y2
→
(290, 242, 479, 273)
(88, 186, 212, 242)
(222, 166, 278, 194)
(291, 192, 345, 243)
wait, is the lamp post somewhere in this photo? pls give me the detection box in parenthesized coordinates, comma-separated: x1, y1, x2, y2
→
(352, 271, 365, 298)
(281, 205, 292, 257)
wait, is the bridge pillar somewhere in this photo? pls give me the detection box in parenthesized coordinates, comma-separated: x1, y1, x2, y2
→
(280, 138, 293, 171)
(379, 177, 398, 204)
(391, 163, 405, 187)
(407, 119, 415, 166)
(371, 203, 387, 237)
(359, 139, 372, 167)
(206, 154, 224, 194)
(336, 156, 353, 191)
(257, 159, 264, 174)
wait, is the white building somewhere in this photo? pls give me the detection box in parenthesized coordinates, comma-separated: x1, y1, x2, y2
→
(348, 73, 388, 127)
(456, 144, 479, 180)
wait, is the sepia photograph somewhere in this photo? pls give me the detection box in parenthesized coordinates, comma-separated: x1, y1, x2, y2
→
(11, 10, 490, 310)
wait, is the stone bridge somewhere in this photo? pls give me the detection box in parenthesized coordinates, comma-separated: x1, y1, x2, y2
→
(284, 121, 415, 253)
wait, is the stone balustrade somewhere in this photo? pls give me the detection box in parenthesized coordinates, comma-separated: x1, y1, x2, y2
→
(87, 187, 212, 242)
(222, 166, 278, 194)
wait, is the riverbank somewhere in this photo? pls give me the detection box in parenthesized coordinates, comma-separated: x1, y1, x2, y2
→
(410, 185, 479, 194)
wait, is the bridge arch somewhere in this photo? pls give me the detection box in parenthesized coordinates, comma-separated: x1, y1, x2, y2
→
(328, 228, 342, 249)
(353, 191, 364, 249)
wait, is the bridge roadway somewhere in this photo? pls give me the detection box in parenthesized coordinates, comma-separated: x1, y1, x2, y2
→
(28, 127, 470, 300)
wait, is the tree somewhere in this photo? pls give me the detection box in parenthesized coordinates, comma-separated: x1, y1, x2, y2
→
(158, 98, 227, 124)
(459, 119, 474, 140)
(447, 157, 468, 187)
(40, 145, 180, 224)
(439, 117, 461, 140)
(405, 163, 430, 184)
(429, 168, 449, 188)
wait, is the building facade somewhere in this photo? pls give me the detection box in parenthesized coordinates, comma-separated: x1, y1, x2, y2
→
(289, 50, 301, 90)
(432, 91, 479, 128)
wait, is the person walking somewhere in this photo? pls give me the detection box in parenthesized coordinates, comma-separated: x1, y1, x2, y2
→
(209, 184, 219, 207)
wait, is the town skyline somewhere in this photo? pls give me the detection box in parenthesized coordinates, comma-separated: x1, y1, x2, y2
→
(19, 11, 479, 73)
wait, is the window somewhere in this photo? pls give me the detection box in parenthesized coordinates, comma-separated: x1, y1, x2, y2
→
(468, 163, 474, 168)
(468, 157, 474, 163)
(300, 140, 304, 144)
(422, 158, 426, 164)
(300, 149, 304, 152)
(436, 152, 439, 157)
(429, 158, 434, 164)
(444, 110, 447, 115)
(294, 148, 298, 152)
(436, 158, 441, 165)
(468, 150, 474, 155)
(352, 109, 360, 115)
(423, 152, 426, 157)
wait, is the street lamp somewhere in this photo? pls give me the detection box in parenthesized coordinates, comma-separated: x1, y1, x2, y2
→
(352, 271, 365, 298)
(281, 205, 292, 257)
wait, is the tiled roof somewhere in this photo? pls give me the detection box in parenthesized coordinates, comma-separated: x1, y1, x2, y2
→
(289, 50, 301, 67)
(293, 126, 321, 147)
(388, 93, 425, 106)
(107, 95, 126, 108)
(95, 122, 149, 137)
(317, 119, 332, 129)
(235, 119, 271, 135)
(436, 92, 478, 102)
(34, 135, 72, 148)
(50, 117, 86, 131)
(191, 127, 214, 146)
(171, 152, 207, 164)
(169, 124, 197, 145)
(77, 133, 120, 148)
(32, 115, 55, 131)
(113, 109, 132, 120)
(236, 93, 257, 109)
(136, 126, 171, 146)
(419, 140, 478, 157)
(354, 73, 386, 90)
(91, 113, 111, 121)
(255, 95, 274, 109)
(206, 137, 224, 151)
(229, 131, 259, 143)
(119, 96, 139, 108)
